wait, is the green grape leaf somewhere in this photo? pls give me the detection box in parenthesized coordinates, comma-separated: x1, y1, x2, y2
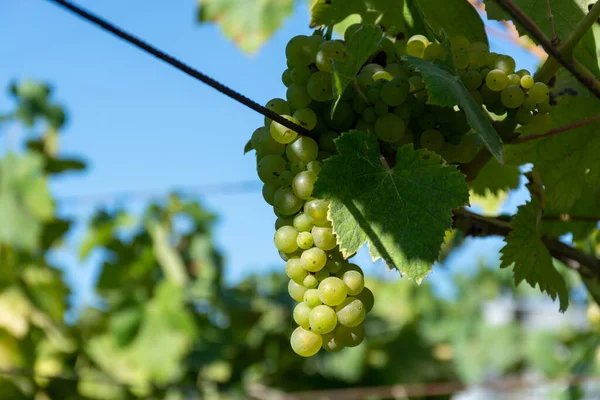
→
(404, 56, 504, 163)
(505, 96, 600, 211)
(415, 0, 488, 45)
(310, 0, 413, 38)
(543, 184, 600, 240)
(500, 199, 569, 312)
(313, 131, 469, 282)
(0, 152, 54, 251)
(331, 25, 384, 116)
(149, 222, 189, 287)
(196, 0, 294, 53)
(470, 158, 521, 196)
(483, 0, 600, 75)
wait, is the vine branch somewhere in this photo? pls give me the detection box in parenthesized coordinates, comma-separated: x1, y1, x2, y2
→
(512, 113, 600, 143)
(494, 0, 600, 99)
(544, 0, 558, 44)
(453, 209, 600, 279)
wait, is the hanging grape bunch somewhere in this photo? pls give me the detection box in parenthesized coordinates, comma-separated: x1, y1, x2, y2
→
(247, 24, 551, 357)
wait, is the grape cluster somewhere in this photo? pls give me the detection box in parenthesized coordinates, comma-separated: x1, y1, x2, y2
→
(406, 34, 552, 134)
(248, 24, 552, 357)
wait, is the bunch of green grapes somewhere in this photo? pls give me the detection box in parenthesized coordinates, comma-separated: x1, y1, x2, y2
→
(249, 31, 376, 357)
(406, 34, 553, 135)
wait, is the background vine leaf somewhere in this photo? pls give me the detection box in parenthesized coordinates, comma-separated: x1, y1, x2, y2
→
(415, 0, 488, 45)
(314, 131, 469, 283)
(500, 199, 569, 312)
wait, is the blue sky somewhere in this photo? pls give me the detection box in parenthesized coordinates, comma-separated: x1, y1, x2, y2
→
(0, 1, 541, 309)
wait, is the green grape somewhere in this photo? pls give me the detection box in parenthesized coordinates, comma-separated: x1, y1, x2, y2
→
(297, 231, 314, 249)
(451, 35, 470, 52)
(537, 101, 551, 113)
(279, 249, 303, 262)
(282, 69, 293, 87)
(288, 279, 307, 302)
(357, 72, 374, 89)
(286, 83, 312, 109)
(486, 69, 509, 91)
(352, 95, 369, 114)
(307, 160, 323, 175)
(257, 128, 285, 155)
(375, 113, 405, 143)
(530, 112, 552, 135)
(301, 247, 328, 272)
(366, 87, 381, 103)
(311, 226, 337, 251)
(468, 47, 488, 69)
(520, 75, 534, 89)
(406, 35, 429, 58)
(304, 289, 322, 308)
(494, 55, 516, 74)
(290, 326, 322, 357)
(292, 170, 317, 200)
(342, 270, 364, 296)
(423, 42, 445, 60)
(373, 70, 393, 82)
(286, 136, 319, 163)
(309, 33, 326, 47)
(507, 74, 521, 86)
(270, 115, 299, 144)
(335, 297, 365, 327)
(516, 107, 533, 125)
(453, 50, 470, 70)
(293, 302, 311, 329)
(304, 199, 329, 225)
(501, 85, 525, 108)
(322, 331, 345, 352)
(522, 95, 537, 112)
(286, 35, 318, 67)
(516, 69, 530, 77)
(318, 277, 347, 306)
(454, 134, 480, 163)
(309, 305, 337, 334)
(303, 274, 318, 289)
(293, 108, 317, 131)
(316, 40, 345, 72)
(485, 52, 498, 68)
(529, 82, 549, 103)
(307, 71, 333, 102)
(315, 268, 329, 281)
(374, 100, 389, 116)
(250, 127, 264, 151)
(326, 258, 345, 275)
(293, 212, 314, 232)
(257, 155, 286, 185)
(337, 324, 364, 348)
(275, 216, 293, 230)
(264, 98, 291, 126)
(262, 184, 278, 206)
(289, 160, 307, 174)
(286, 258, 308, 283)
(274, 225, 299, 253)
(344, 23, 362, 42)
(408, 75, 425, 92)
(355, 119, 374, 134)
(381, 77, 410, 106)
(362, 107, 377, 123)
(274, 187, 304, 215)
(326, 100, 354, 131)
(385, 63, 409, 78)
(463, 70, 483, 90)
(355, 287, 374, 313)
(278, 170, 294, 187)
(291, 66, 312, 85)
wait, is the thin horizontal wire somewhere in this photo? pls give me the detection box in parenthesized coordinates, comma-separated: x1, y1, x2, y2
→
(43, 0, 311, 136)
(57, 179, 262, 205)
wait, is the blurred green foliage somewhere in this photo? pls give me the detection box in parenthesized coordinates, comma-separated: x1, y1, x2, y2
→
(1, 81, 599, 400)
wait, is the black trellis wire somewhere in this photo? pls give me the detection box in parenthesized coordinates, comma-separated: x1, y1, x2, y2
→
(43, 0, 311, 136)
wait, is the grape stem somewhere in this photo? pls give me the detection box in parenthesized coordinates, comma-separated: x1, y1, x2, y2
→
(352, 78, 369, 104)
(453, 208, 600, 280)
(511, 113, 600, 144)
(543, 214, 600, 222)
(494, 0, 600, 100)
(534, 1, 600, 89)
